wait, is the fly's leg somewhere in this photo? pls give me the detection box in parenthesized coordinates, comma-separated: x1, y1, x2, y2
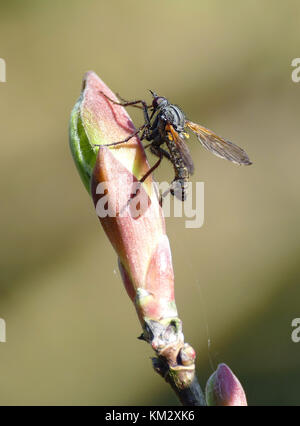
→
(127, 145, 163, 203)
(159, 179, 187, 204)
(145, 145, 172, 206)
(116, 93, 152, 110)
(99, 91, 151, 127)
(94, 124, 146, 148)
(139, 146, 163, 184)
(121, 147, 163, 213)
(94, 91, 153, 147)
(149, 145, 171, 162)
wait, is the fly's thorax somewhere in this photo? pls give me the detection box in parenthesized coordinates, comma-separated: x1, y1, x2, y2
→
(160, 104, 185, 132)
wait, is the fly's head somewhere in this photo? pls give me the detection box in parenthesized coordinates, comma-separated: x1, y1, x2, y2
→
(149, 90, 169, 111)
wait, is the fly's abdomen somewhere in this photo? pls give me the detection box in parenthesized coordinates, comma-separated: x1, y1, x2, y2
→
(166, 138, 189, 201)
(170, 178, 188, 201)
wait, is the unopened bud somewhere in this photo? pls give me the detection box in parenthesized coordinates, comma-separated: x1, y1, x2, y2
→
(205, 363, 247, 406)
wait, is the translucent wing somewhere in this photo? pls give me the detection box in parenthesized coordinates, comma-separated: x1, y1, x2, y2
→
(185, 120, 252, 165)
(167, 124, 195, 174)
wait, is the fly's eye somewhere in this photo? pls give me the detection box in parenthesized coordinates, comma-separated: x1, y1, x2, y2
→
(152, 96, 166, 109)
(152, 97, 159, 108)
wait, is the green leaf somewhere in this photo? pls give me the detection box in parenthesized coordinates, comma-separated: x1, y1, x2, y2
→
(69, 95, 98, 195)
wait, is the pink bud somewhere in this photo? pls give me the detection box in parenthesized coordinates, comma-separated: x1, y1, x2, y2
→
(205, 363, 247, 406)
(71, 71, 201, 396)
(80, 71, 177, 324)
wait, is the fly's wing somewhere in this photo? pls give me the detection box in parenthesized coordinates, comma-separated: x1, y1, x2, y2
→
(167, 124, 195, 174)
(185, 121, 252, 165)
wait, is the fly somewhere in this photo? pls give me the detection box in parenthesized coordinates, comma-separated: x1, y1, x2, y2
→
(96, 90, 252, 201)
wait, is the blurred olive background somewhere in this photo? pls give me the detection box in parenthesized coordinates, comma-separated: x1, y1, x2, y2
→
(0, 0, 299, 406)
